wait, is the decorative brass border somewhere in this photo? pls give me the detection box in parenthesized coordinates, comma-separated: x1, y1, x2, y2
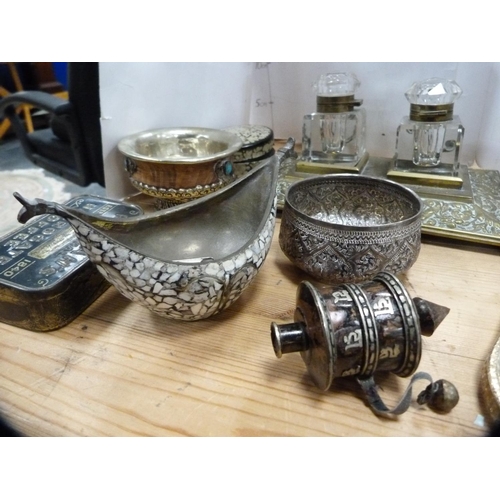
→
(387, 168, 464, 188)
(481, 336, 500, 423)
(130, 177, 229, 203)
(418, 169, 500, 246)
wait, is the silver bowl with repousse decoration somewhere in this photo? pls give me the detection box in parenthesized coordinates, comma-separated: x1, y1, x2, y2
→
(279, 174, 423, 284)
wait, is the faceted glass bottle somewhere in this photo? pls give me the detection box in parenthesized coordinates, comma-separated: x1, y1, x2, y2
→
(300, 73, 366, 166)
(395, 78, 464, 173)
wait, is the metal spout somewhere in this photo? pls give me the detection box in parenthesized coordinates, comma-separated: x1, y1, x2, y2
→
(412, 297, 450, 337)
(270, 322, 309, 358)
(14, 192, 59, 224)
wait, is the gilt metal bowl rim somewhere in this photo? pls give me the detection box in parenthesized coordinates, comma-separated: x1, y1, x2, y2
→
(117, 127, 243, 164)
(284, 174, 423, 232)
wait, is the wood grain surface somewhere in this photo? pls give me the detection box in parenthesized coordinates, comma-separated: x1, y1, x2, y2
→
(1, 220, 499, 436)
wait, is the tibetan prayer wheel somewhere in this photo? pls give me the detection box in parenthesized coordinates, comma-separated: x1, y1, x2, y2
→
(271, 272, 458, 416)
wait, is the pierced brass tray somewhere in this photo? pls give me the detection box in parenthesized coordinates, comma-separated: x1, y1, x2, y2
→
(277, 157, 500, 247)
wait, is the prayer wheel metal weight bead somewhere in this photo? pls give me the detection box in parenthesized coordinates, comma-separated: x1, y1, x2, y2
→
(417, 379, 460, 413)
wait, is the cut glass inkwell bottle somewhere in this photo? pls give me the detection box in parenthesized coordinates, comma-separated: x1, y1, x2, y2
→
(389, 78, 472, 200)
(297, 72, 368, 174)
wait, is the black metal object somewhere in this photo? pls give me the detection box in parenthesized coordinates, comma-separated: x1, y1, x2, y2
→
(0, 63, 104, 187)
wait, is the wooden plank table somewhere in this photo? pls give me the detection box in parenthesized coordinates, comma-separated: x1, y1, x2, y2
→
(1, 218, 499, 436)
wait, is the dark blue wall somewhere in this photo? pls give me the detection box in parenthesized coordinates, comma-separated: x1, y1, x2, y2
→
(52, 62, 68, 89)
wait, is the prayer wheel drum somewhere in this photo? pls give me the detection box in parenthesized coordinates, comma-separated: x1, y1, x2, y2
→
(271, 272, 458, 415)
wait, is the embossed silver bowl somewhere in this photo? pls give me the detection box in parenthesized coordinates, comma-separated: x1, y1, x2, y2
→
(279, 174, 423, 283)
(14, 140, 295, 321)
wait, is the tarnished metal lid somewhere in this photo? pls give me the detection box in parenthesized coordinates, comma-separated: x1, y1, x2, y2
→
(410, 103, 454, 122)
(316, 95, 363, 113)
(224, 125, 274, 162)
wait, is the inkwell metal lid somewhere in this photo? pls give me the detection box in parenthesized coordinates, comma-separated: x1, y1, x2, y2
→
(314, 72, 363, 113)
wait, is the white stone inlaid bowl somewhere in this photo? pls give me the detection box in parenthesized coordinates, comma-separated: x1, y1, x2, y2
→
(14, 145, 294, 321)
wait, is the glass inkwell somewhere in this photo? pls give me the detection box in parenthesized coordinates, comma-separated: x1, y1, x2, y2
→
(297, 72, 368, 174)
(388, 77, 472, 201)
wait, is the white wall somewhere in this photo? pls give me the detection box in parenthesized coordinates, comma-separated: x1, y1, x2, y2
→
(100, 62, 495, 198)
(476, 62, 500, 170)
(249, 62, 491, 165)
(99, 62, 253, 198)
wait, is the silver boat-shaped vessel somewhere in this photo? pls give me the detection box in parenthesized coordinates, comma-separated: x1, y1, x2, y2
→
(14, 140, 295, 321)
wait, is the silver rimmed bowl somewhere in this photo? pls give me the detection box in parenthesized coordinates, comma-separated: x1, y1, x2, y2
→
(118, 127, 243, 205)
(279, 174, 423, 283)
